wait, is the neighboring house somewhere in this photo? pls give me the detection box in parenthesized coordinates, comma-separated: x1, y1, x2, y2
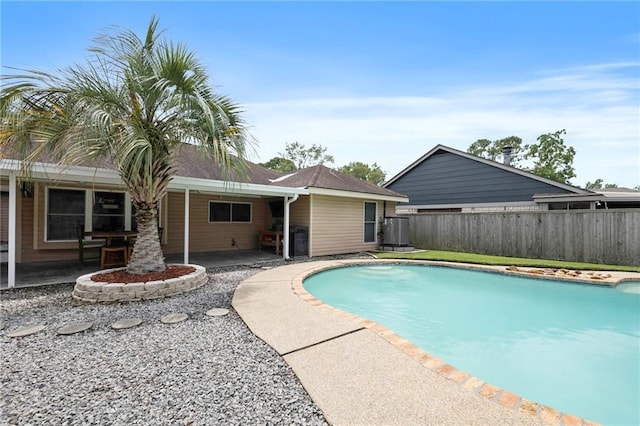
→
(0, 144, 407, 283)
(383, 144, 639, 213)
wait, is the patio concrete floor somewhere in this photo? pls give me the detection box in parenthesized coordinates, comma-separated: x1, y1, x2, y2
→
(0, 249, 282, 289)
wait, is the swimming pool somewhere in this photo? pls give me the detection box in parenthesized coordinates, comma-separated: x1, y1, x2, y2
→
(303, 264, 640, 425)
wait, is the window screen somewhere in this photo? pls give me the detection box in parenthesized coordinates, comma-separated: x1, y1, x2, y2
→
(47, 188, 85, 241)
(209, 202, 251, 223)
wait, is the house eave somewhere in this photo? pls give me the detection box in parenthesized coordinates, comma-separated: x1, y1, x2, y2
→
(308, 187, 408, 202)
(397, 201, 538, 211)
(533, 193, 640, 203)
(169, 176, 309, 198)
(0, 160, 309, 198)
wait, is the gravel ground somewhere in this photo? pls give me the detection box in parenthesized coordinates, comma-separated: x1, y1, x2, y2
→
(0, 256, 369, 425)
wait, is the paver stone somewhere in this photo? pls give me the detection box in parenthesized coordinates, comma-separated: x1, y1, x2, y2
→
(6, 324, 46, 337)
(160, 313, 188, 324)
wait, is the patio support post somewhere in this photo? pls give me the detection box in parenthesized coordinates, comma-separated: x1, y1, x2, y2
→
(183, 187, 190, 265)
(283, 194, 299, 260)
(7, 172, 16, 288)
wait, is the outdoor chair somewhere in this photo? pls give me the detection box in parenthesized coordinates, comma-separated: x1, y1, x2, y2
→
(100, 234, 128, 269)
(77, 225, 104, 266)
(100, 245, 128, 269)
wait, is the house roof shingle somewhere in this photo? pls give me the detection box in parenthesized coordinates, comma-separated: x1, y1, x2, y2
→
(2, 142, 406, 199)
(268, 164, 406, 198)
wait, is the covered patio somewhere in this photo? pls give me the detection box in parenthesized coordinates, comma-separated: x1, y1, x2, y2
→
(0, 249, 283, 289)
(0, 158, 309, 289)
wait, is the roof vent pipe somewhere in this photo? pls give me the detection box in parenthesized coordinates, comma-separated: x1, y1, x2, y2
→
(502, 146, 513, 166)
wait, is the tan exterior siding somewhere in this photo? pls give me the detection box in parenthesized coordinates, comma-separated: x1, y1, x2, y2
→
(22, 182, 115, 262)
(9, 177, 395, 263)
(310, 194, 383, 257)
(1, 191, 8, 243)
(163, 191, 268, 255)
(289, 195, 310, 227)
(382, 201, 399, 218)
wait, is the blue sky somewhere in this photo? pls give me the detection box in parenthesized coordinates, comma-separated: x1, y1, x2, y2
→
(2, 1, 639, 188)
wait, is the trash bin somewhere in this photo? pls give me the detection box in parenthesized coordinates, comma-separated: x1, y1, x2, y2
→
(289, 226, 308, 257)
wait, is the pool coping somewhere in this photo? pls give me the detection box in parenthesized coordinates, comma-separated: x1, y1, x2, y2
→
(233, 259, 639, 425)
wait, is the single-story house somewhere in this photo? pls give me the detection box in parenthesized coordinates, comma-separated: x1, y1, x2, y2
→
(0, 144, 407, 287)
(383, 144, 639, 213)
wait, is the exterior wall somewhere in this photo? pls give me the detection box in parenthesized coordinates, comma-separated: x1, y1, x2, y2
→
(18, 184, 269, 263)
(10, 179, 389, 262)
(163, 191, 268, 255)
(21, 182, 134, 263)
(1, 191, 7, 243)
(309, 194, 383, 257)
(289, 195, 310, 227)
(386, 151, 573, 206)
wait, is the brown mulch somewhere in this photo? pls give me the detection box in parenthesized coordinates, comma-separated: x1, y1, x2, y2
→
(91, 265, 196, 284)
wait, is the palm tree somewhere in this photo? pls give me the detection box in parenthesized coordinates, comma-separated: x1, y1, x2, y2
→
(0, 17, 251, 274)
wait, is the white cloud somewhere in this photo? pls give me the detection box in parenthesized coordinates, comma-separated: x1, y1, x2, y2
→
(244, 62, 640, 188)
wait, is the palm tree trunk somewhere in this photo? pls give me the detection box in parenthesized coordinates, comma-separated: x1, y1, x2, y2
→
(127, 207, 165, 274)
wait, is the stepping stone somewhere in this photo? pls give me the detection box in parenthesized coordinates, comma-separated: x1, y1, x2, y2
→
(206, 308, 229, 317)
(6, 324, 46, 338)
(160, 313, 188, 324)
(57, 321, 93, 335)
(111, 318, 142, 330)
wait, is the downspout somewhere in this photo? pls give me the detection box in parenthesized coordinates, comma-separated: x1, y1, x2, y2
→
(283, 194, 299, 260)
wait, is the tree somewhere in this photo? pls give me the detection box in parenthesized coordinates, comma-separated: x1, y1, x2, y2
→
(0, 17, 250, 274)
(338, 162, 386, 185)
(468, 131, 577, 184)
(280, 141, 334, 169)
(467, 136, 525, 167)
(585, 179, 619, 190)
(525, 129, 576, 184)
(259, 157, 296, 173)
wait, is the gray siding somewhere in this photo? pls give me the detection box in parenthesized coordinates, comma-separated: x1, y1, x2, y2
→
(387, 151, 573, 206)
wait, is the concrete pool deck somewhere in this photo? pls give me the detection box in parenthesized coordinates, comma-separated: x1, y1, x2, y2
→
(233, 259, 640, 425)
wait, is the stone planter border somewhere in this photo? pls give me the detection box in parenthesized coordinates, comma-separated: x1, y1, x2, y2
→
(72, 264, 207, 303)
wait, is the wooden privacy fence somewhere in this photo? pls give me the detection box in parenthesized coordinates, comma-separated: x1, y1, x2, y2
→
(407, 209, 640, 266)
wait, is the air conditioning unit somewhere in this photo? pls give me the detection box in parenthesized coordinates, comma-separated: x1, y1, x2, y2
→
(382, 217, 410, 246)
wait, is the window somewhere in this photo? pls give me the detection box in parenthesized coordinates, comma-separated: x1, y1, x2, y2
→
(209, 201, 252, 223)
(47, 188, 85, 241)
(92, 191, 126, 232)
(46, 187, 134, 241)
(364, 202, 377, 243)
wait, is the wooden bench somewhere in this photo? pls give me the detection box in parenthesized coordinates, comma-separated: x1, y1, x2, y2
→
(258, 230, 282, 256)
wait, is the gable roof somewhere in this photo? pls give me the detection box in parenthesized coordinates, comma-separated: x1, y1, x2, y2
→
(383, 144, 590, 194)
(267, 164, 408, 201)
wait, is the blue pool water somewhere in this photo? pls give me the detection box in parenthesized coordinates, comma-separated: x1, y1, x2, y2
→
(304, 265, 640, 425)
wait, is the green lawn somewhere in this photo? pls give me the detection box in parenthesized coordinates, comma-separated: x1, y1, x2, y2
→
(373, 250, 640, 273)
